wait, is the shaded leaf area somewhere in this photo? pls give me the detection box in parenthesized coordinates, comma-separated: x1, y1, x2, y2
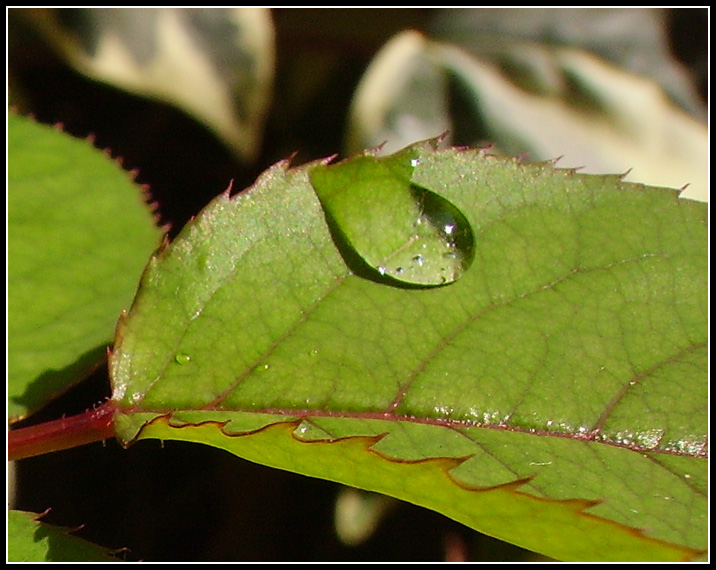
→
(8, 510, 119, 562)
(8, 113, 164, 421)
(111, 142, 707, 560)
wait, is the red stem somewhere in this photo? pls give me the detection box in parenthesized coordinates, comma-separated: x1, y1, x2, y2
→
(8, 400, 116, 462)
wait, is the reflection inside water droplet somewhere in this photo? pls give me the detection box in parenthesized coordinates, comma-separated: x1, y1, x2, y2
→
(373, 184, 473, 286)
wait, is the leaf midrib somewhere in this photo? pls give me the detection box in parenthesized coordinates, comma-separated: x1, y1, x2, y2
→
(125, 403, 704, 460)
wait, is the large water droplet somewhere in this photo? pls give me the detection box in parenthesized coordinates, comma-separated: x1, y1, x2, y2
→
(309, 149, 474, 286)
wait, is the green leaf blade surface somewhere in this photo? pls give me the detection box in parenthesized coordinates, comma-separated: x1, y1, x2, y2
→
(8, 113, 164, 421)
(111, 142, 707, 561)
(8, 510, 119, 562)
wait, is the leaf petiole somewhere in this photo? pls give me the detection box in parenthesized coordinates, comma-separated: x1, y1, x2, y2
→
(8, 401, 116, 462)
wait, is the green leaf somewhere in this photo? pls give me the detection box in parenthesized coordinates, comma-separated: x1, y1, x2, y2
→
(111, 141, 707, 561)
(8, 510, 119, 562)
(8, 112, 163, 421)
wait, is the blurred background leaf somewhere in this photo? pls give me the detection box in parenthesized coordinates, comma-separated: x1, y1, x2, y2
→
(346, 9, 707, 200)
(15, 8, 274, 163)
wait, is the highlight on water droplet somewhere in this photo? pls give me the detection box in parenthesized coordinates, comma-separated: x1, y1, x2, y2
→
(309, 147, 475, 287)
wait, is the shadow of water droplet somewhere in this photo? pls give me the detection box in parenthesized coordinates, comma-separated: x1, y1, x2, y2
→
(309, 151, 474, 288)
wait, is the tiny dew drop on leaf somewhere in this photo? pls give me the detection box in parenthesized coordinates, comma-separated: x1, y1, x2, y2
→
(174, 353, 192, 365)
(309, 148, 475, 287)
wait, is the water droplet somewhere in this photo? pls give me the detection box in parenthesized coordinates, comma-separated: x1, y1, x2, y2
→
(309, 149, 475, 287)
(196, 253, 211, 273)
(175, 353, 192, 365)
(668, 435, 706, 455)
(635, 428, 664, 449)
(432, 404, 455, 417)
